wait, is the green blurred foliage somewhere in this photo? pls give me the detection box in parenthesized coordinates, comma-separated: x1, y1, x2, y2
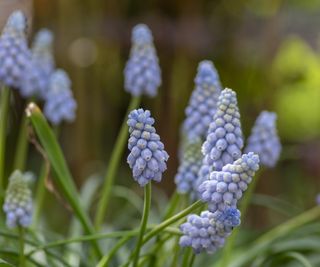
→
(272, 36, 320, 140)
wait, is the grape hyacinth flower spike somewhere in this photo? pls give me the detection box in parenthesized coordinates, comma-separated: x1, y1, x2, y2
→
(199, 152, 260, 213)
(3, 170, 33, 228)
(193, 88, 244, 196)
(202, 88, 244, 171)
(180, 207, 241, 254)
(245, 111, 281, 168)
(21, 29, 55, 98)
(124, 24, 161, 97)
(174, 137, 203, 194)
(127, 109, 169, 186)
(183, 60, 222, 139)
(44, 69, 77, 125)
(0, 10, 31, 89)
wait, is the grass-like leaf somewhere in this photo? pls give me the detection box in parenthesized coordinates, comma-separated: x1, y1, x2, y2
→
(25, 103, 102, 257)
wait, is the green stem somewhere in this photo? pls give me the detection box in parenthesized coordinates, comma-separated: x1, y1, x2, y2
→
(170, 237, 180, 267)
(163, 192, 180, 220)
(13, 115, 28, 171)
(27, 226, 180, 257)
(95, 96, 141, 229)
(19, 227, 25, 267)
(96, 236, 131, 267)
(181, 248, 192, 267)
(0, 86, 10, 200)
(220, 171, 261, 266)
(147, 191, 181, 265)
(133, 183, 152, 267)
(189, 253, 195, 267)
(143, 200, 203, 245)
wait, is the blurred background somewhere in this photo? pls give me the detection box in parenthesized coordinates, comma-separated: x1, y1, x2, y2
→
(1, 0, 320, 231)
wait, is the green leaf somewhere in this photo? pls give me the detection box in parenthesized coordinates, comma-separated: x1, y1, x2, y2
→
(26, 103, 102, 257)
(252, 193, 301, 216)
(227, 206, 320, 267)
(0, 86, 10, 200)
(283, 252, 312, 267)
(65, 174, 102, 266)
(272, 237, 320, 253)
(0, 258, 14, 267)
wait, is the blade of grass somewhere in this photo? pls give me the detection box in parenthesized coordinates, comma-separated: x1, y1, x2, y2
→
(25, 103, 102, 257)
(227, 205, 320, 267)
(251, 193, 301, 216)
(279, 252, 312, 267)
(0, 85, 10, 200)
(0, 250, 44, 267)
(65, 175, 101, 266)
(27, 226, 180, 257)
(96, 236, 131, 267)
(14, 115, 28, 171)
(33, 127, 59, 227)
(94, 96, 141, 229)
(33, 164, 47, 227)
(0, 257, 14, 267)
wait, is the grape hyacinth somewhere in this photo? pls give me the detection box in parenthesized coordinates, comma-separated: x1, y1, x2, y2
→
(44, 69, 77, 125)
(174, 137, 203, 194)
(21, 29, 55, 98)
(183, 60, 222, 139)
(124, 24, 161, 97)
(202, 88, 244, 171)
(179, 208, 241, 254)
(3, 170, 33, 228)
(0, 11, 31, 89)
(193, 88, 244, 197)
(244, 111, 281, 168)
(199, 152, 260, 213)
(127, 109, 169, 186)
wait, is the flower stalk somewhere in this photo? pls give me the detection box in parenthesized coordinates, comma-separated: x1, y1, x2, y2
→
(18, 227, 25, 267)
(94, 95, 140, 229)
(132, 182, 152, 267)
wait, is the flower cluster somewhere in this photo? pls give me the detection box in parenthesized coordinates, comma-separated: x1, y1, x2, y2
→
(183, 60, 222, 139)
(0, 11, 31, 89)
(244, 111, 281, 167)
(202, 88, 244, 171)
(44, 69, 77, 125)
(3, 170, 33, 228)
(193, 88, 244, 197)
(124, 24, 161, 97)
(0, 11, 76, 125)
(174, 138, 203, 194)
(180, 208, 241, 254)
(199, 152, 260, 212)
(127, 109, 169, 186)
(21, 29, 55, 98)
